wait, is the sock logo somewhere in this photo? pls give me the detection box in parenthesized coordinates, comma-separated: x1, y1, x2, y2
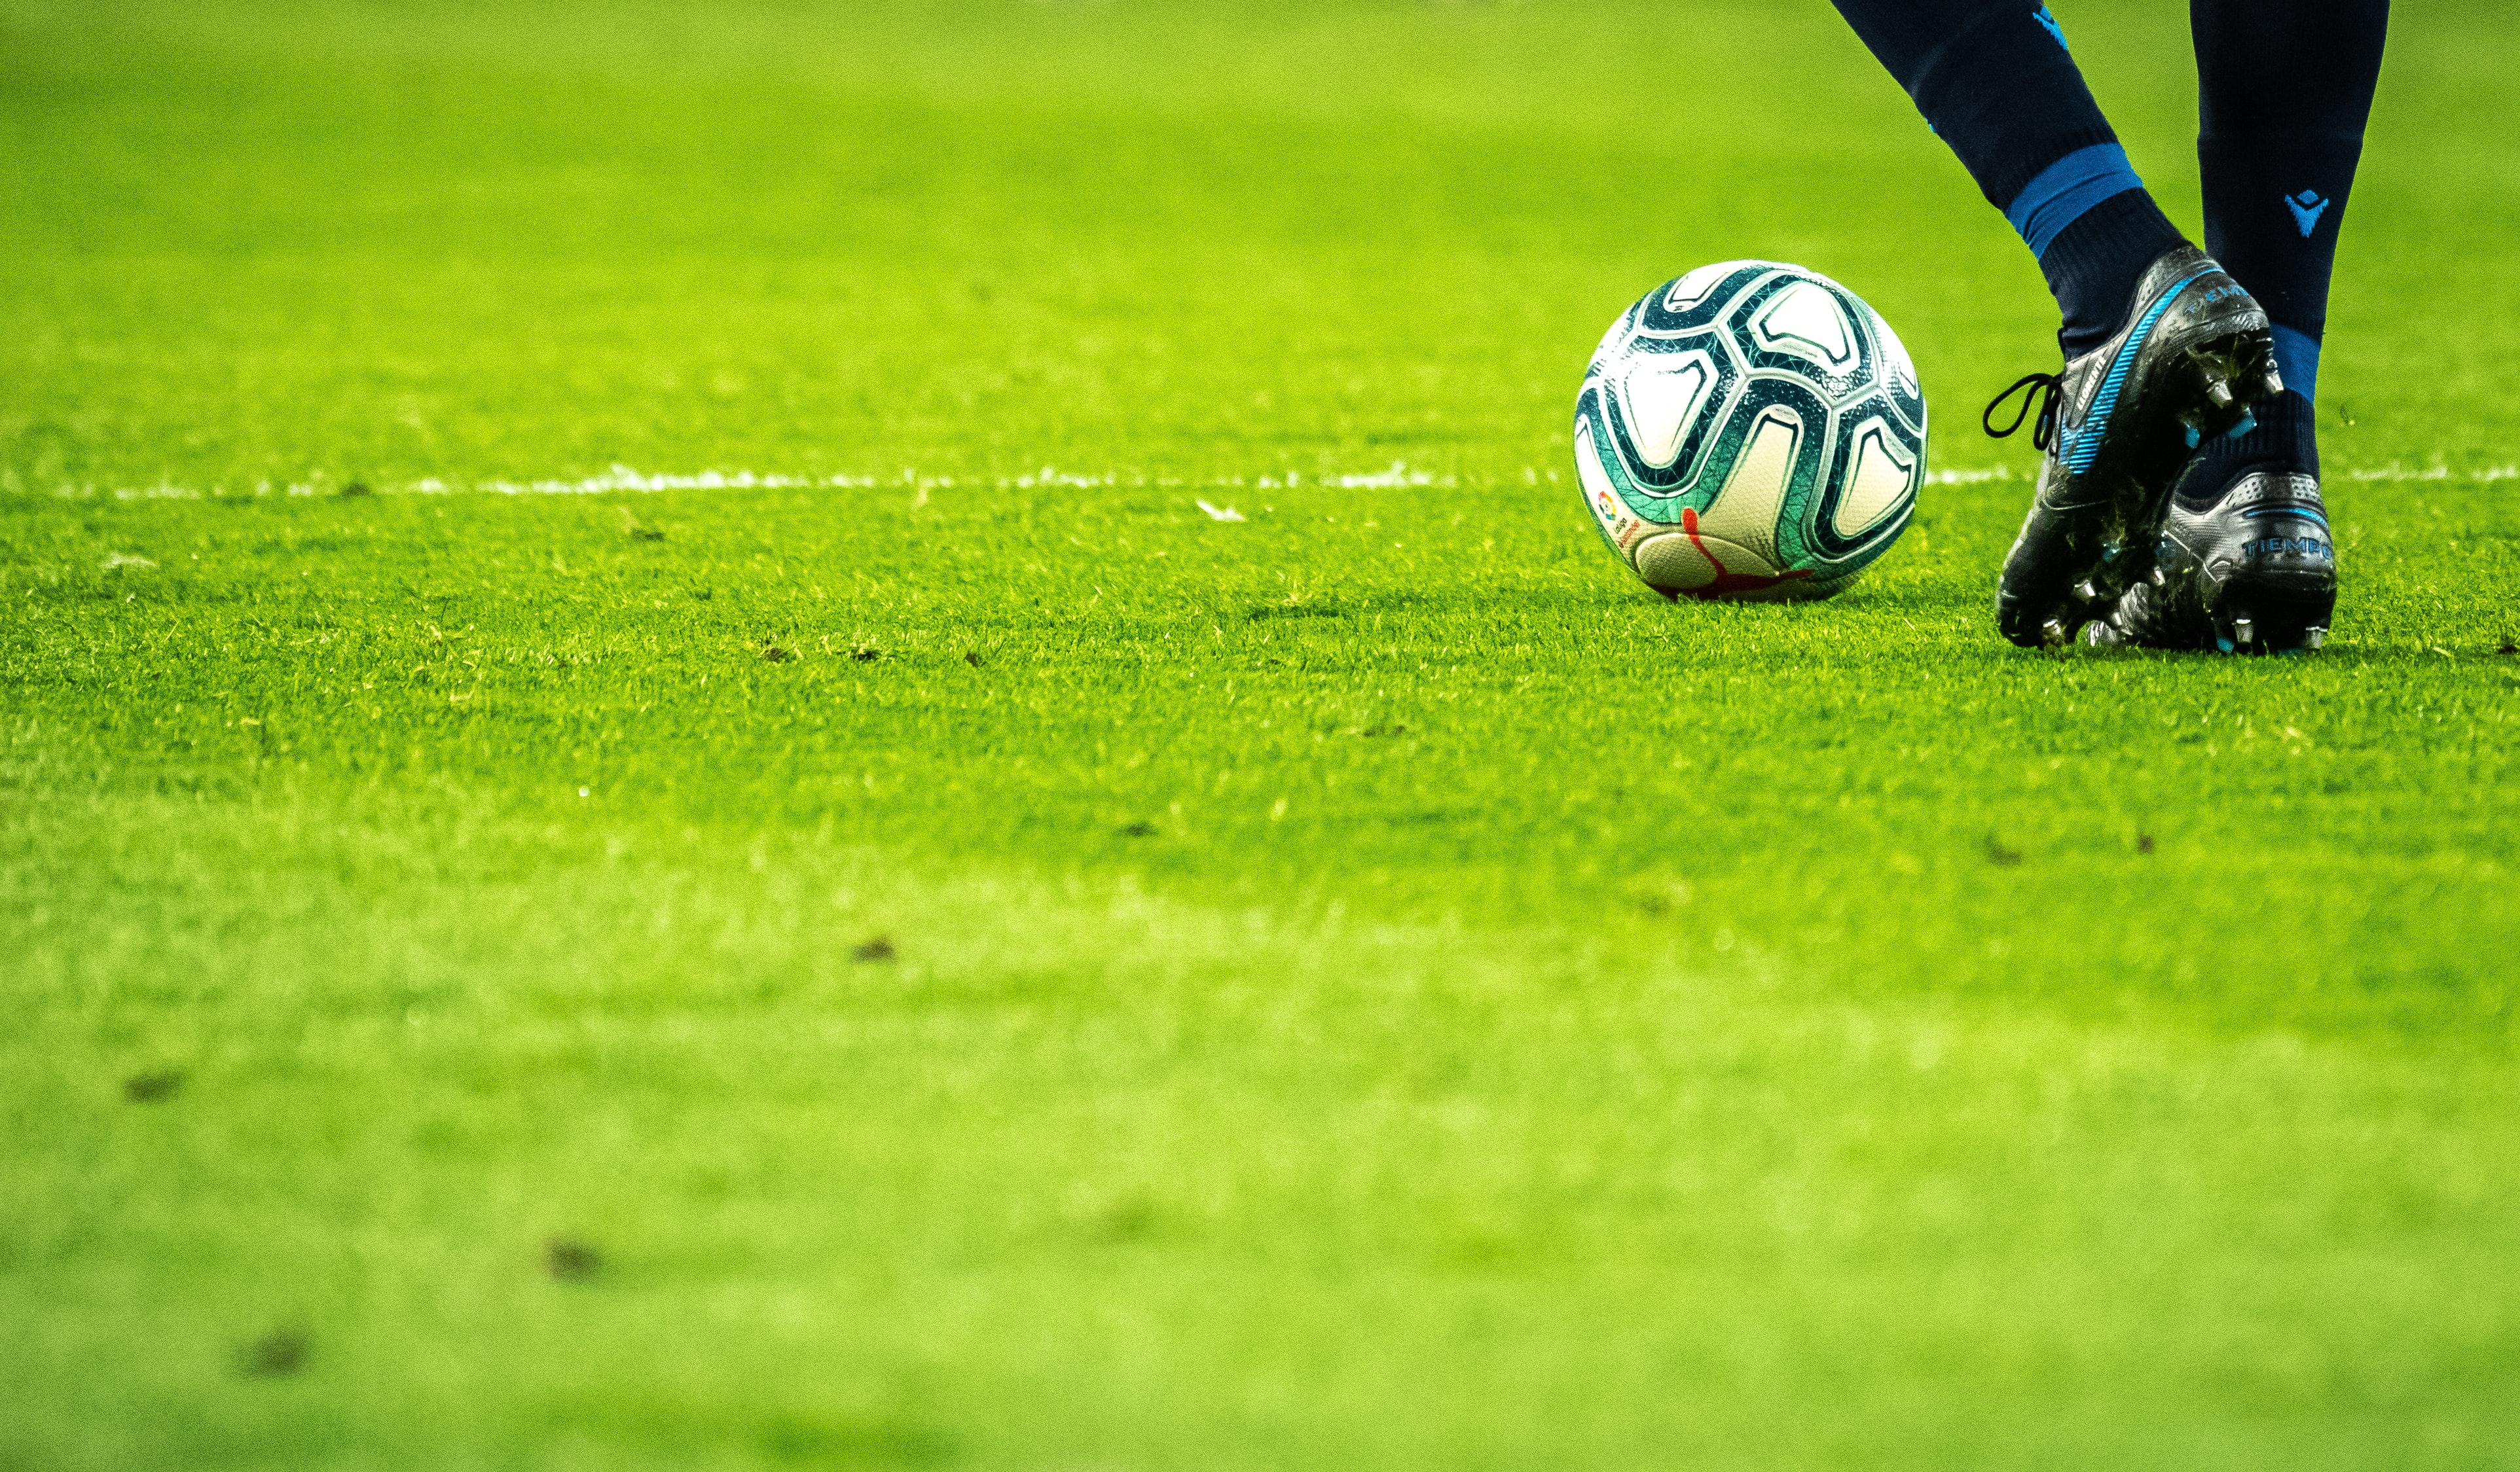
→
(2284, 189, 2330, 238)
(2032, 5, 2070, 50)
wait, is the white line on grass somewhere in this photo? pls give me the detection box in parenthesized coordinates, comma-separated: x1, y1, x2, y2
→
(35, 461, 1476, 503)
(27, 458, 2517, 505)
(2347, 461, 2520, 483)
(44, 467, 881, 501)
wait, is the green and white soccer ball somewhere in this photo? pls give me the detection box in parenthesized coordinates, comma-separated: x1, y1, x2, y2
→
(1573, 260, 1926, 600)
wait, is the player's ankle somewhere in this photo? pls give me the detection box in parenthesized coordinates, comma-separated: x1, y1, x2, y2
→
(2040, 190, 2189, 358)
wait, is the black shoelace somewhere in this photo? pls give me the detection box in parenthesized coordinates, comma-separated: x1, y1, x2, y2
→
(1982, 372, 2064, 452)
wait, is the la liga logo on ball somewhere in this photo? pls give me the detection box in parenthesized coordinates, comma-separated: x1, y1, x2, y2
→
(1574, 261, 1926, 601)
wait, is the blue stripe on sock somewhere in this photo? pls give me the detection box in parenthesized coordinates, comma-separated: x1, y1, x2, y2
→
(2271, 323, 2321, 403)
(2003, 143, 2146, 260)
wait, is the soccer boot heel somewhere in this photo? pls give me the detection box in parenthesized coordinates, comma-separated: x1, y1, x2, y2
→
(1985, 244, 2279, 647)
(2089, 467, 2337, 655)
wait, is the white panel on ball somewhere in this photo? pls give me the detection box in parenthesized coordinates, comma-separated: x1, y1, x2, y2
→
(1874, 314, 1922, 398)
(1750, 281, 1855, 370)
(1696, 406, 1799, 573)
(1619, 353, 1717, 468)
(1665, 262, 1734, 310)
(1833, 420, 1916, 537)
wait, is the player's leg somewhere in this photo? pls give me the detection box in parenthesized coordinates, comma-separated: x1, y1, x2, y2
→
(1831, 0, 2276, 646)
(2197, 0, 2386, 419)
(2092, 0, 2388, 653)
(1831, 0, 2187, 355)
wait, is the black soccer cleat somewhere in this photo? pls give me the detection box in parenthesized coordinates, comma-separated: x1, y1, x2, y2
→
(1981, 244, 2279, 648)
(2085, 393, 2337, 656)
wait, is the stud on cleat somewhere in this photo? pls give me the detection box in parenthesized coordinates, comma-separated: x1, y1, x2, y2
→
(2305, 626, 2326, 650)
(2073, 578, 2100, 603)
(2149, 565, 2168, 587)
(2040, 617, 2070, 647)
(2232, 616, 2255, 646)
(2206, 379, 2235, 410)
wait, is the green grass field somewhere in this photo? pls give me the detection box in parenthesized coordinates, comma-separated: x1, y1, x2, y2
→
(5, 1, 2518, 1466)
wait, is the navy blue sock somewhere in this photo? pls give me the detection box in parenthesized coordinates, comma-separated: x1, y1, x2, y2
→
(1829, 1, 2186, 356)
(2031, 179, 2187, 357)
(2193, 0, 2390, 405)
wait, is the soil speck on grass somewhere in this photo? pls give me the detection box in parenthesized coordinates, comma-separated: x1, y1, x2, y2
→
(852, 936, 896, 963)
(2498, 640, 2517, 655)
(123, 1068, 185, 1102)
(2138, 834, 2156, 853)
(850, 647, 881, 662)
(238, 1329, 308, 1378)
(339, 481, 371, 497)
(1985, 838, 2023, 866)
(1087, 1196, 1154, 1242)
(1447, 1229, 1516, 1268)
(761, 645, 788, 662)
(1065, 1185, 1156, 1242)
(756, 1411, 945, 1465)
(545, 1236, 603, 1282)
(1120, 820, 1158, 837)
(963, 650, 984, 667)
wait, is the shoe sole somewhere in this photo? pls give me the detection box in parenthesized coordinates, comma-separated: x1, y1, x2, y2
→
(2210, 569, 2335, 656)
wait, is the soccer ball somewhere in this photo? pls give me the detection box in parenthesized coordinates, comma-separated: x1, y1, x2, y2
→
(1573, 261, 1926, 600)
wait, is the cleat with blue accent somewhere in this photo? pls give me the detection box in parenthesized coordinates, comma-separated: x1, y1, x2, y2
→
(2091, 458, 2338, 656)
(1981, 244, 2276, 647)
